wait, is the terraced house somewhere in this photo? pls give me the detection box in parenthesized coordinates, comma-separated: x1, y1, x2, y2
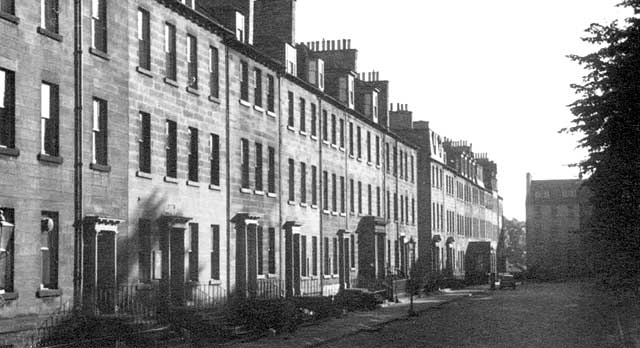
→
(0, 0, 498, 345)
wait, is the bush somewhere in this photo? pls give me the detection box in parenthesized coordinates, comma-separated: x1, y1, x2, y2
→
(292, 296, 341, 321)
(225, 298, 299, 333)
(334, 288, 382, 311)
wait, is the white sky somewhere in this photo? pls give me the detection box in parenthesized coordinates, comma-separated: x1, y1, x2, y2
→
(296, 0, 632, 221)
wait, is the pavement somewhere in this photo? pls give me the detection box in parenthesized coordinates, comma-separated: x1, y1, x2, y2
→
(219, 286, 489, 348)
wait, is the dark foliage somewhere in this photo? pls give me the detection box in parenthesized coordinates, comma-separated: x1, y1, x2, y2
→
(566, 0, 640, 290)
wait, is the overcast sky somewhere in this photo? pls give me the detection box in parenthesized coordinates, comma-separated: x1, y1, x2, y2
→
(296, 0, 632, 221)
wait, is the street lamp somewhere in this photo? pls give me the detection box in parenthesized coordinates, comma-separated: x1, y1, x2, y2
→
(407, 238, 417, 317)
(0, 210, 14, 253)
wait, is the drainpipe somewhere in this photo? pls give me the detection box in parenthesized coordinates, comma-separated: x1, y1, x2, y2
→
(317, 98, 323, 292)
(225, 46, 231, 293)
(73, 0, 83, 311)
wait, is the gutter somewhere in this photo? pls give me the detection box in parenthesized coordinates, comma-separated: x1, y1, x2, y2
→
(73, 0, 83, 310)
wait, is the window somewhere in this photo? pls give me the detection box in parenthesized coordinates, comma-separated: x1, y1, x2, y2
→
(301, 235, 307, 277)
(310, 103, 317, 137)
(299, 98, 306, 132)
(367, 184, 372, 215)
(91, 0, 107, 52)
(257, 227, 263, 275)
(332, 173, 337, 212)
(164, 23, 177, 81)
(356, 126, 361, 159)
(180, 0, 195, 9)
(268, 228, 276, 274)
(210, 134, 220, 186)
(340, 176, 345, 213)
(0, 68, 15, 149)
(322, 110, 328, 142)
(268, 146, 275, 193)
(386, 191, 391, 220)
(235, 11, 245, 42)
(41, 211, 58, 289)
(138, 219, 151, 282)
(323, 171, 328, 210)
(412, 198, 415, 224)
(399, 150, 403, 179)
(350, 179, 355, 213)
(240, 61, 249, 101)
(209, 47, 219, 98)
(138, 112, 151, 173)
(41, 82, 59, 157)
(400, 195, 404, 223)
(357, 181, 362, 214)
(211, 225, 220, 280)
(288, 158, 295, 201)
(241, 138, 250, 189)
(40, 0, 59, 33)
(188, 223, 198, 281)
(254, 142, 263, 191)
(300, 162, 306, 203)
(350, 237, 355, 268)
(187, 127, 198, 182)
(287, 91, 294, 127)
(186, 34, 198, 89)
(344, 238, 350, 273)
(0, 208, 14, 293)
(312, 236, 318, 276)
(0, 0, 14, 16)
(339, 119, 344, 148)
(375, 136, 380, 166)
(91, 98, 108, 166)
(331, 114, 336, 145)
(166, 120, 177, 178)
(254, 68, 262, 107)
(332, 238, 338, 274)
(393, 146, 397, 176)
(349, 122, 354, 155)
(366, 131, 371, 162)
(394, 193, 398, 221)
(323, 237, 330, 275)
(385, 143, 390, 173)
(410, 156, 414, 182)
(267, 75, 275, 112)
(311, 165, 317, 205)
(376, 187, 381, 217)
(137, 9, 151, 70)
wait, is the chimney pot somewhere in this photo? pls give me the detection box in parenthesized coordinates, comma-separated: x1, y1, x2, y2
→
(347, 39, 351, 49)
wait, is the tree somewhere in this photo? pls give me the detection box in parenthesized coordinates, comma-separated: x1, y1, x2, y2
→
(502, 217, 526, 270)
(566, 1, 640, 289)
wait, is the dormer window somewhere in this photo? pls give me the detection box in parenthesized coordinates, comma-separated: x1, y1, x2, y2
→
(235, 12, 245, 42)
(339, 74, 355, 109)
(308, 58, 325, 91)
(364, 91, 379, 122)
(179, 0, 194, 9)
(285, 44, 297, 75)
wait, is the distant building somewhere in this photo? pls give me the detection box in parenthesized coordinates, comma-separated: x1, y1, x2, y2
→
(525, 174, 591, 279)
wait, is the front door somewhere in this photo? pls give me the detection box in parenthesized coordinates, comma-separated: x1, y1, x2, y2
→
(169, 228, 185, 305)
(96, 231, 116, 314)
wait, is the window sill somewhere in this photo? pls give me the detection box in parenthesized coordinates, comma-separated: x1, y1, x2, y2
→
(357, 157, 362, 162)
(349, 154, 355, 159)
(339, 212, 346, 217)
(0, 11, 19, 25)
(299, 130, 307, 136)
(136, 66, 153, 78)
(266, 110, 276, 118)
(287, 200, 296, 206)
(331, 211, 338, 216)
(164, 77, 178, 88)
(322, 275, 332, 280)
(0, 291, 18, 301)
(136, 170, 152, 180)
(339, 147, 345, 152)
(37, 153, 63, 165)
(37, 288, 62, 298)
(331, 144, 338, 149)
(240, 187, 252, 194)
(310, 135, 318, 141)
(209, 184, 221, 191)
(267, 192, 277, 198)
(0, 147, 20, 157)
(186, 86, 200, 96)
(254, 190, 264, 196)
(322, 210, 330, 215)
(300, 202, 308, 208)
(209, 95, 221, 104)
(367, 161, 372, 166)
(254, 105, 264, 112)
(164, 176, 178, 184)
(37, 26, 62, 42)
(209, 279, 222, 285)
(311, 204, 318, 209)
(90, 163, 111, 172)
(376, 164, 381, 169)
(186, 180, 200, 187)
(89, 47, 110, 61)
(287, 125, 295, 132)
(239, 99, 251, 108)
(322, 140, 330, 145)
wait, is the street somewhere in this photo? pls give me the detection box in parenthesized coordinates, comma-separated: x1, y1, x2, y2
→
(319, 281, 638, 348)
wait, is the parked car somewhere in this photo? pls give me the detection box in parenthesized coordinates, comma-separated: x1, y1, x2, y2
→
(499, 274, 516, 290)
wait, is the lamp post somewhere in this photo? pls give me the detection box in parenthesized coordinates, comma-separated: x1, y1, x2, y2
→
(407, 238, 417, 316)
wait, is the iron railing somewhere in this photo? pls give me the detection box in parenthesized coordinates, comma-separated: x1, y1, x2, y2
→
(184, 282, 227, 309)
